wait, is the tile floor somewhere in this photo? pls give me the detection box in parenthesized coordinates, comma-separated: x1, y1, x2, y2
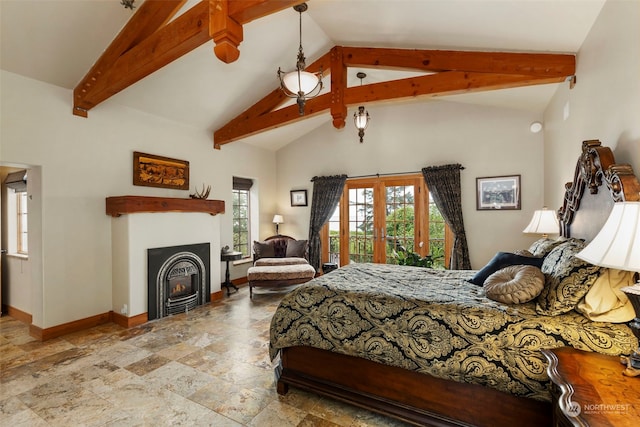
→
(1, 285, 410, 426)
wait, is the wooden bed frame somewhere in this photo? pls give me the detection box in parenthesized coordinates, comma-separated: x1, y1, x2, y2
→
(274, 140, 640, 427)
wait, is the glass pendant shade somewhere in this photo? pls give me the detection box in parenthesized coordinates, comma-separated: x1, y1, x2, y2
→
(277, 3, 322, 115)
(282, 70, 322, 96)
(353, 106, 370, 143)
(354, 106, 370, 131)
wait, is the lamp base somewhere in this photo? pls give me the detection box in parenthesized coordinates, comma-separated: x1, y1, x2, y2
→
(621, 350, 640, 377)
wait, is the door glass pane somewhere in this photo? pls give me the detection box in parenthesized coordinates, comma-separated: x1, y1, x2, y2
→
(385, 185, 415, 263)
(327, 204, 340, 265)
(348, 187, 374, 263)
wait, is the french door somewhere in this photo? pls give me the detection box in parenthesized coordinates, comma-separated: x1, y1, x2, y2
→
(323, 174, 430, 266)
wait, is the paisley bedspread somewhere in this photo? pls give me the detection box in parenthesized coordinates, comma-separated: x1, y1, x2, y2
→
(269, 263, 637, 401)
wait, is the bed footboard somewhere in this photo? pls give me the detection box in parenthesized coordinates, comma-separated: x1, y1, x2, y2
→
(275, 346, 551, 427)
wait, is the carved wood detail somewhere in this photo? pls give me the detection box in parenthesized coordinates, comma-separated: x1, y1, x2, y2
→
(558, 140, 640, 237)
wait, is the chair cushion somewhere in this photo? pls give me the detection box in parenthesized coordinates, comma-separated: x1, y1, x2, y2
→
(248, 263, 316, 281)
(254, 257, 309, 267)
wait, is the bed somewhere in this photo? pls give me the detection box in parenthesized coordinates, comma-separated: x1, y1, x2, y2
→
(269, 140, 640, 427)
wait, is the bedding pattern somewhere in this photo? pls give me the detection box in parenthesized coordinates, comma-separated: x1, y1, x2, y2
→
(269, 263, 637, 402)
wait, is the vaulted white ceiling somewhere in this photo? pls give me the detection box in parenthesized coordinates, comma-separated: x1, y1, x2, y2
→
(0, 0, 606, 150)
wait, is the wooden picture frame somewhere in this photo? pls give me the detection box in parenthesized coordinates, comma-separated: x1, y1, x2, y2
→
(133, 151, 189, 190)
(290, 190, 308, 207)
(476, 175, 521, 210)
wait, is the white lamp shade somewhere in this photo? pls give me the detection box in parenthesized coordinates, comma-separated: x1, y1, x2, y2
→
(282, 70, 320, 95)
(523, 208, 559, 235)
(576, 202, 640, 272)
(272, 215, 284, 224)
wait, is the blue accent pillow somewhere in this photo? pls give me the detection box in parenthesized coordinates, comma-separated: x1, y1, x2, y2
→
(468, 251, 545, 286)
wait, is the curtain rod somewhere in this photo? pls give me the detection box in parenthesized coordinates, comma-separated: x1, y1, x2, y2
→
(348, 165, 465, 180)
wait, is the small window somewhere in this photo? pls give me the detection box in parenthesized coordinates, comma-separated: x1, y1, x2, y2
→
(16, 192, 28, 254)
(232, 177, 253, 257)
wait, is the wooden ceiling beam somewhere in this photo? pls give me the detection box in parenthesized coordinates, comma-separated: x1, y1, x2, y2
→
(73, 0, 187, 116)
(342, 47, 575, 77)
(73, 0, 301, 117)
(214, 71, 565, 147)
(213, 51, 331, 147)
(343, 72, 567, 105)
(228, 0, 306, 24)
(330, 46, 347, 129)
(215, 94, 332, 148)
(73, 0, 210, 116)
(214, 46, 575, 147)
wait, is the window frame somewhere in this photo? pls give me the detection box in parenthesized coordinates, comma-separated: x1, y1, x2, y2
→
(16, 191, 28, 255)
(232, 177, 254, 259)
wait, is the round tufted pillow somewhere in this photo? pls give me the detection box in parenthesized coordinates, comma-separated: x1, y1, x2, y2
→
(484, 265, 545, 304)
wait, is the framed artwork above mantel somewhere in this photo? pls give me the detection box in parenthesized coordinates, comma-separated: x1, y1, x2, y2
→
(476, 175, 521, 210)
(133, 151, 189, 190)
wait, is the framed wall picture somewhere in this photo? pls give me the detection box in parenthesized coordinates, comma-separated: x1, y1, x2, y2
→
(290, 190, 308, 207)
(476, 175, 521, 210)
(133, 151, 189, 190)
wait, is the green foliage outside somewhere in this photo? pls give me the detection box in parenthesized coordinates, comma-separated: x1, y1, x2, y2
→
(328, 208, 446, 269)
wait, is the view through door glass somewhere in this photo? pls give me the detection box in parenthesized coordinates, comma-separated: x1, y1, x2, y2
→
(322, 174, 449, 268)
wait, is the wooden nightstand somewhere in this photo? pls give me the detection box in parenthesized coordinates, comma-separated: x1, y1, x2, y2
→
(542, 347, 639, 427)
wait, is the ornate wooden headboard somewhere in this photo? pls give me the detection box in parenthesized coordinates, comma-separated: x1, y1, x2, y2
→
(559, 140, 640, 241)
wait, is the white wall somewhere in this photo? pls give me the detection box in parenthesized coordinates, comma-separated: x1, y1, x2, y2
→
(275, 100, 548, 268)
(544, 0, 640, 209)
(0, 71, 276, 329)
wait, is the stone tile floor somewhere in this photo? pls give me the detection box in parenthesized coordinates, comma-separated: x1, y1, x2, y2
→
(0, 285, 410, 426)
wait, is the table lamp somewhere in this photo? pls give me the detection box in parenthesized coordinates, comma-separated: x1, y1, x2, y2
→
(576, 201, 640, 377)
(523, 207, 559, 238)
(273, 214, 284, 235)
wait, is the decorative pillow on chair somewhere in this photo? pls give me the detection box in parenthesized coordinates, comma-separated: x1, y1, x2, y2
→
(468, 252, 545, 286)
(253, 241, 275, 260)
(484, 265, 545, 304)
(536, 239, 602, 316)
(527, 237, 566, 258)
(285, 239, 308, 258)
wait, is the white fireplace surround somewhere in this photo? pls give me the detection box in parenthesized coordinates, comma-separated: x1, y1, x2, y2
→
(110, 212, 221, 318)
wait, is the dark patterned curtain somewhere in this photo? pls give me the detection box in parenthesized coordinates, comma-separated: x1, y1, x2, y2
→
(422, 164, 471, 270)
(308, 174, 347, 270)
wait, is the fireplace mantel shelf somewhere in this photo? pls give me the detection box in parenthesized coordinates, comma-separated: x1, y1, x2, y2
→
(106, 196, 225, 217)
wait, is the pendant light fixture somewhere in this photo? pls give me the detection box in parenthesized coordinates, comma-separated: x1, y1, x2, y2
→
(353, 72, 371, 143)
(277, 3, 323, 116)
